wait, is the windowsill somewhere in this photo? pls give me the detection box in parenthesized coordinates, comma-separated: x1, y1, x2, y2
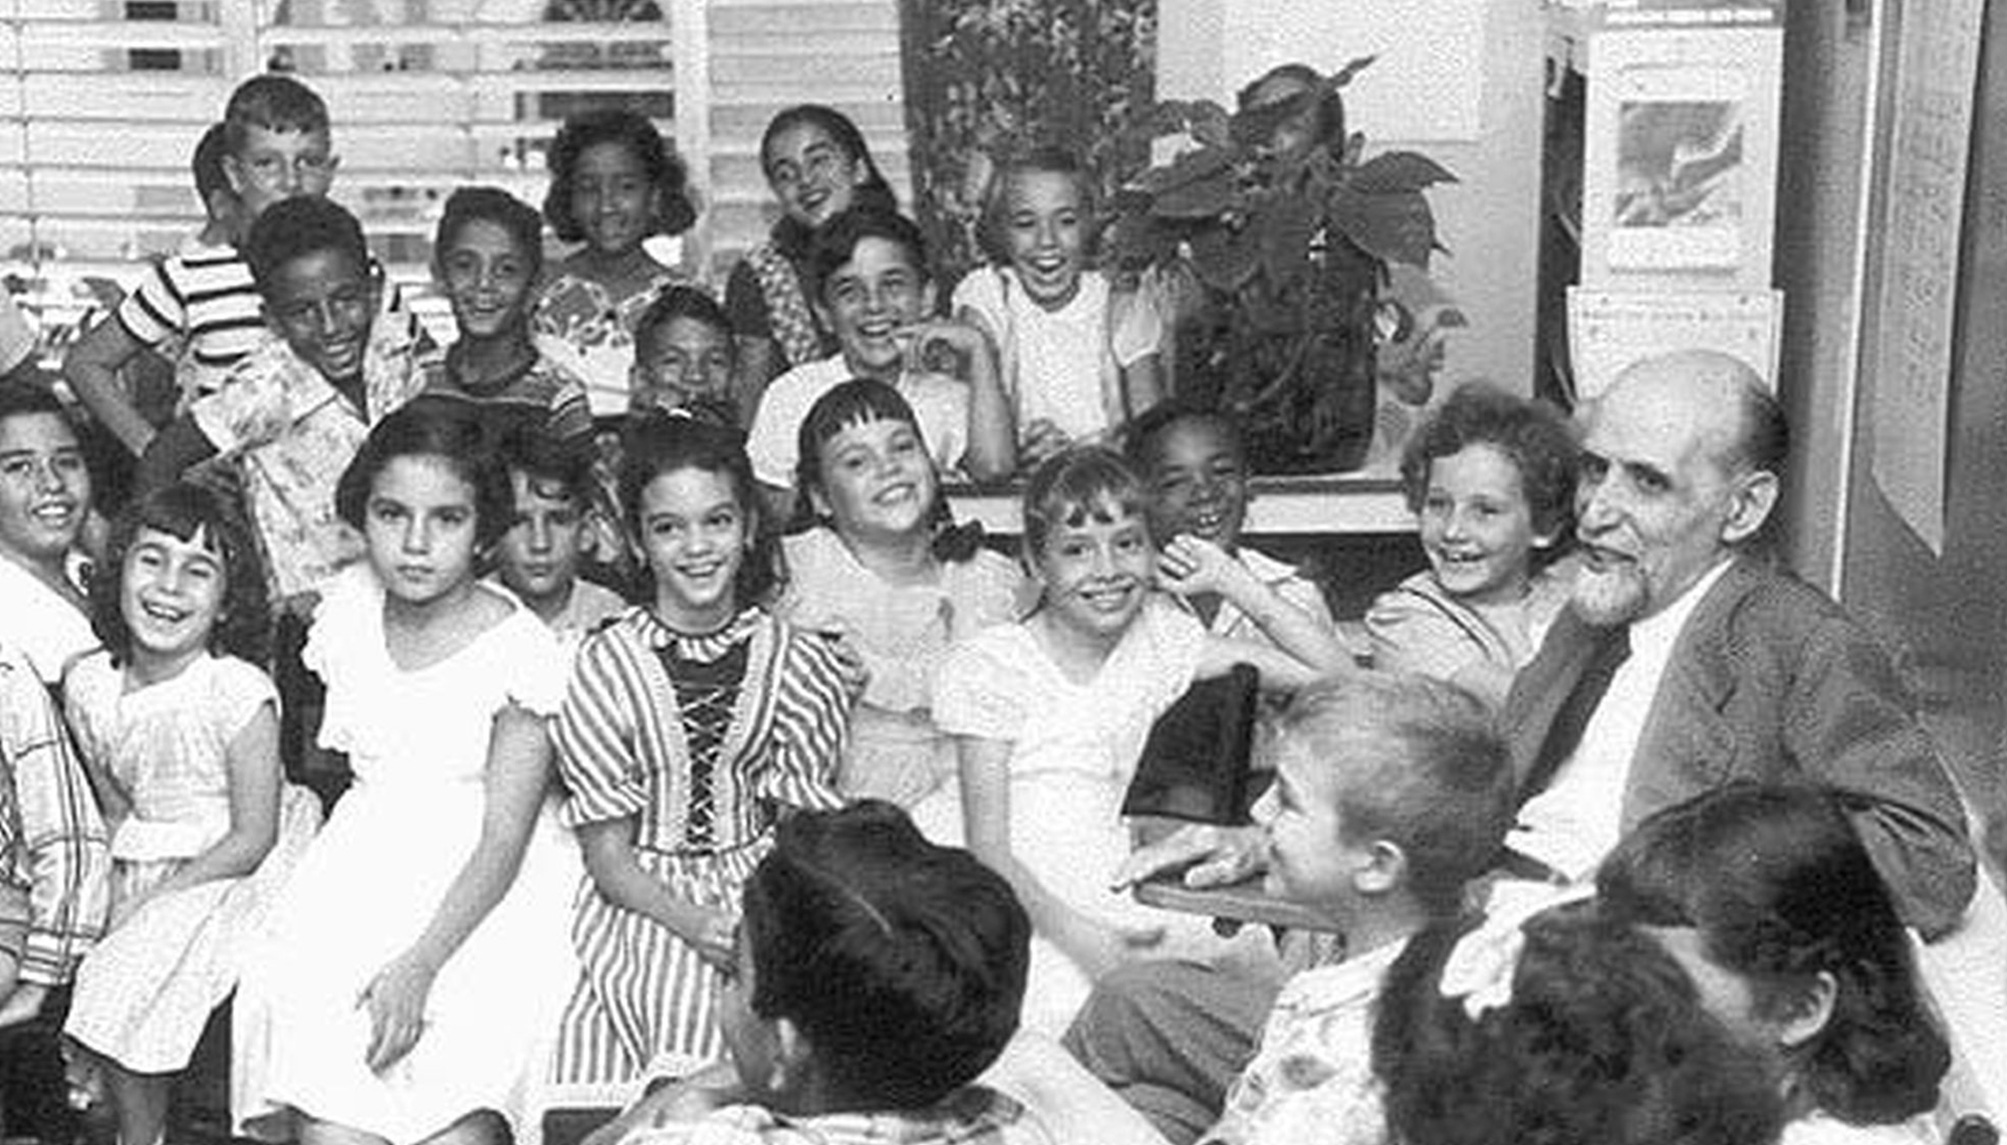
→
(945, 474, 1416, 536)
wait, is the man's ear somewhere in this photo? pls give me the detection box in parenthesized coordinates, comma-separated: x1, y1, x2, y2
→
(1773, 971, 1838, 1051)
(1354, 840, 1408, 897)
(1719, 468, 1780, 545)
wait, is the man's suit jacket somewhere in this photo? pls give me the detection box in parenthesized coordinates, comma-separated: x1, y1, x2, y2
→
(1500, 556, 1976, 938)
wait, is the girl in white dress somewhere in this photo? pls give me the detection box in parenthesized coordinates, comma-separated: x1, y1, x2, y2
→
(933, 446, 1351, 1035)
(63, 483, 319, 1145)
(232, 403, 577, 1145)
(777, 379, 1027, 818)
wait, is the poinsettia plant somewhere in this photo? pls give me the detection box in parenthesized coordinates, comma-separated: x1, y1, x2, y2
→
(1106, 57, 1456, 473)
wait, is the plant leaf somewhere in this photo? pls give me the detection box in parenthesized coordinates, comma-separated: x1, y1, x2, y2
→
(1257, 194, 1321, 286)
(1152, 167, 1238, 218)
(1327, 56, 1377, 90)
(1190, 102, 1233, 149)
(1191, 226, 1261, 291)
(1136, 145, 1233, 194)
(1349, 151, 1458, 194)
(1329, 186, 1439, 268)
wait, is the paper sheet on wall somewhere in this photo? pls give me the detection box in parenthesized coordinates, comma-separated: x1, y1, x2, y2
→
(1220, 0, 1485, 142)
(1868, 0, 1984, 556)
(1566, 288, 1780, 403)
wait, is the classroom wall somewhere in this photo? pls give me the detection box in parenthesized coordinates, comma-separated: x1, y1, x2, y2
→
(1156, 0, 1546, 403)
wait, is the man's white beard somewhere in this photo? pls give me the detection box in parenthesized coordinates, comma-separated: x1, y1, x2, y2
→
(1572, 562, 1647, 627)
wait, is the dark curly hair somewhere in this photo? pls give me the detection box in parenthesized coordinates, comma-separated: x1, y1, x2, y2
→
(1400, 382, 1580, 546)
(542, 109, 697, 244)
(741, 800, 1029, 1109)
(617, 408, 781, 609)
(760, 103, 899, 258)
(335, 399, 516, 553)
(1374, 900, 1786, 1145)
(805, 207, 931, 303)
(434, 185, 545, 282)
(1597, 783, 1949, 1125)
(243, 195, 370, 299)
(91, 482, 271, 667)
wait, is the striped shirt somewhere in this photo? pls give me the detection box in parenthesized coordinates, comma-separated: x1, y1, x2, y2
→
(553, 607, 849, 851)
(416, 346, 593, 447)
(0, 642, 110, 986)
(115, 241, 264, 401)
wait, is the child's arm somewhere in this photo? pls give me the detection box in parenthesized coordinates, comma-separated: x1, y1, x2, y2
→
(575, 815, 735, 966)
(134, 416, 221, 499)
(958, 735, 1164, 981)
(63, 318, 158, 457)
(910, 317, 1015, 483)
(359, 702, 551, 1072)
(1159, 536, 1351, 684)
(125, 700, 282, 905)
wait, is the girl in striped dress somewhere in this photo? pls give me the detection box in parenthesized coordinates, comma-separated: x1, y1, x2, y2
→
(550, 410, 852, 1105)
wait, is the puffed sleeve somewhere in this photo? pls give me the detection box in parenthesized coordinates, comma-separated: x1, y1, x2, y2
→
(301, 563, 380, 755)
(551, 625, 652, 826)
(931, 627, 1028, 741)
(756, 624, 849, 813)
(1107, 276, 1165, 368)
(498, 609, 568, 718)
(1365, 579, 1497, 683)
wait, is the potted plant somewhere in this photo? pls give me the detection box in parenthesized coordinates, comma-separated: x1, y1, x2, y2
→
(1106, 58, 1456, 474)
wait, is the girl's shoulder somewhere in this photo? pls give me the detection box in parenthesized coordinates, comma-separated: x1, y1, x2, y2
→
(943, 546, 1032, 615)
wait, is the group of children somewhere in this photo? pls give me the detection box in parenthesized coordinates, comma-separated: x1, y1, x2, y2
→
(0, 63, 1964, 1145)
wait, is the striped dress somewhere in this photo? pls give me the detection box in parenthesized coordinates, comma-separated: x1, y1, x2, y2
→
(549, 606, 849, 1104)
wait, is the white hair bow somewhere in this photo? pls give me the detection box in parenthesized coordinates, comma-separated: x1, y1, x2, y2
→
(1437, 880, 1596, 1021)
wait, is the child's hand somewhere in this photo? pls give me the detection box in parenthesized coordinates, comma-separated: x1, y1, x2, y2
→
(1018, 419, 1072, 469)
(359, 952, 438, 1072)
(897, 316, 984, 372)
(810, 623, 871, 700)
(673, 904, 738, 971)
(1157, 534, 1251, 599)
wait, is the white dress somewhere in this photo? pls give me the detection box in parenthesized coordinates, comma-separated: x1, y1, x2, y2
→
(62, 652, 319, 1073)
(232, 566, 580, 1144)
(931, 599, 1239, 1035)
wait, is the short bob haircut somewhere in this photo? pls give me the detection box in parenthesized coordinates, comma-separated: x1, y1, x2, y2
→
(223, 73, 330, 157)
(1597, 783, 1949, 1125)
(434, 185, 546, 282)
(976, 142, 1098, 267)
(760, 104, 899, 257)
(804, 207, 930, 303)
(91, 482, 270, 667)
(617, 408, 781, 609)
(1399, 381, 1580, 546)
(542, 109, 697, 244)
(1374, 899, 1785, 1145)
(244, 195, 371, 299)
(740, 800, 1030, 1109)
(1019, 445, 1151, 568)
(335, 400, 516, 553)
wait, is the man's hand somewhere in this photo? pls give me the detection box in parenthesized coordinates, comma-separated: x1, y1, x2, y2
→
(1112, 823, 1266, 891)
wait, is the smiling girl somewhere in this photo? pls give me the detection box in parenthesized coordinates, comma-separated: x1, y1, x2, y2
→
(62, 484, 318, 1145)
(534, 110, 699, 419)
(549, 410, 851, 1102)
(935, 446, 1349, 1035)
(726, 105, 899, 406)
(1366, 383, 1579, 709)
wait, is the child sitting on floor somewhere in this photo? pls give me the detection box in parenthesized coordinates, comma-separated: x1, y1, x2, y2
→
(1366, 382, 1577, 709)
(1067, 672, 1514, 1145)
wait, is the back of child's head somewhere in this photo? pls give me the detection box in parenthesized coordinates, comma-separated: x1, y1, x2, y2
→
(243, 194, 369, 298)
(1596, 783, 1948, 1125)
(1374, 899, 1786, 1145)
(1020, 445, 1150, 564)
(192, 122, 232, 208)
(542, 108, 697, 243)
(335, 400, 515, 552)
(223, 73, 330, 155)
(761, 104, 899, 250)
(976, 142, 1096, 267)
(806, 207, 930, 302)
(91, 481, 270, 667)
(1399, 382, 1579, 545)
(618, 408, 780, 607)
(1273, 672, 1513, 917)
(435, 185, 545, 280)
(740, 800, 1030, 1109)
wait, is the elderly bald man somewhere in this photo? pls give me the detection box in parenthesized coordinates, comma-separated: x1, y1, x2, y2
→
(1499, 349, 1973, 936)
